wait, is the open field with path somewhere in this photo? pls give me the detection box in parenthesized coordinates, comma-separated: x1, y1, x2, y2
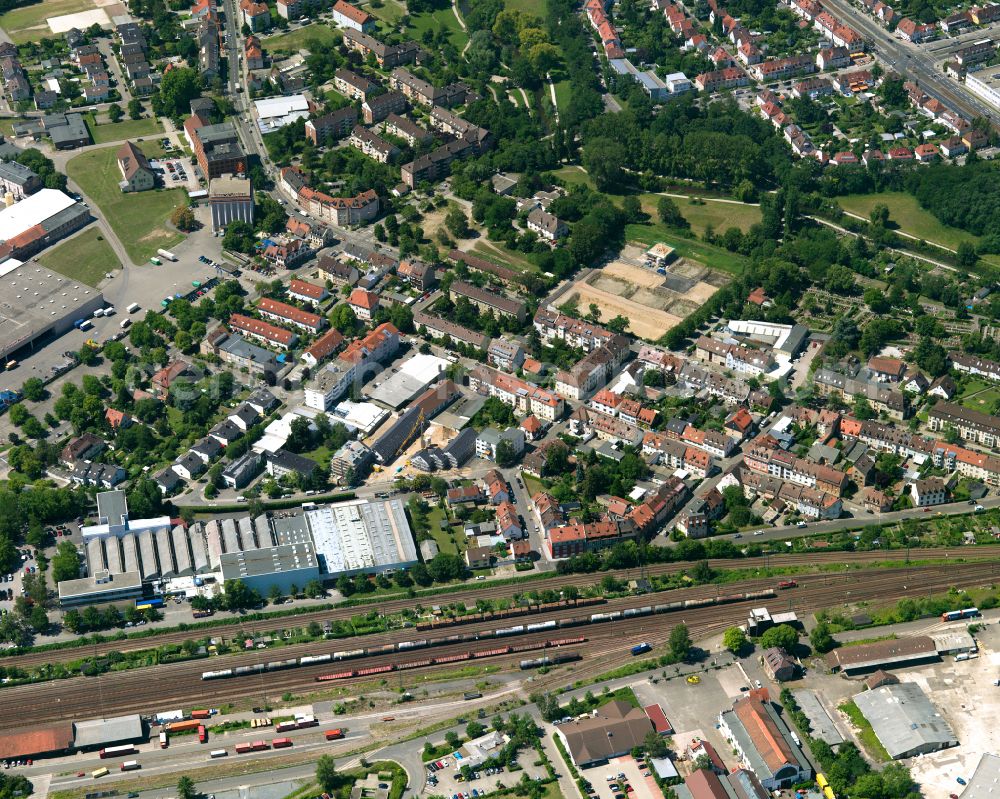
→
(66, 146, 185, 265)
(38, 227, 120, 287)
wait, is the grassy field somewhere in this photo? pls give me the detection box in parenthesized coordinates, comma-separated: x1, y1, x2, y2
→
(502, 0, 548, 13)
(38, 228, 120, 287)
(0, 0, 95, 42)
(407, 4, 468, 51)
(625, 223, 747, 275)
(471, 239, 537, 273)
(836, 191, 1000, 269)
(552, 79, 573, 113)
(427, 506, 460, 555)
(264, 23, 339, 53)
(361, 0, 406, 27)
(66, 146, 185, 265)
(958, 378, 1000, 414)
(84, 115, 163, 145)
(550, 169, 760, 236)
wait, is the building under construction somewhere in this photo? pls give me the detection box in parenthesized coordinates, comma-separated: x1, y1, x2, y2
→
(369, 379, 460, 464)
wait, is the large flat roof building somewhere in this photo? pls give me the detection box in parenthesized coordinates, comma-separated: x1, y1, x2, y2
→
(366, 352, 449, 409)
(57, 570, 143, 607)
(219, 541, 319, 594)
(0, 259, 104, 360)
(852, 683, 958, 759)
(555, 700, 654, 767)
(961, 754, 1000, 799)
(209, 174, 253, 231)
(73, 714, 144, 749)
(303, 497, 418, 576)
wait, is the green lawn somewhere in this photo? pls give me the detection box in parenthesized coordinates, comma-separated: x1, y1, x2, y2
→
(407, 4, 468, 51)
(66, 146, 185, 265)
(551, 168, 759, 236)
(263, 23, 339, 53)
(471, 240, 537, 273)
(0, 0, 95, 42)
(502, 0, 548, 13)
(625, 223, 748, 275)
(641, 196, 761, 236)
(959, 384, 1000, 414)
(361, 0, 406, 28)
(836, 191, 1000, 268)
(38, 227, 121, 288)
(84, 115, 163, 145)
(427, 506, 461, 555)
(552, 79, 573, 112)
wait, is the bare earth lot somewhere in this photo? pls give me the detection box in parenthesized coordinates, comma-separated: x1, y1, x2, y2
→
(564, 246, 730, 341)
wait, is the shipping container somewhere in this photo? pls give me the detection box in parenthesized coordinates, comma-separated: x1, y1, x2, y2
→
(210, 750, 228, 759)
(272, 738, 293, 749)
(100, 745, 136, 759)
(120, 761, 140, 772)
(325, 729, 345, 741)
(198, 725, 207, 744)
(166, 719, 202, 733)
(92, 768, 109, 779)
(191, 710, 211, 719)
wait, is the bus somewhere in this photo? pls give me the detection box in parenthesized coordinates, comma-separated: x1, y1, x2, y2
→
(136, 597, 164, 610)
(100, 745, 136, 759)
(92, 768, 109, 779)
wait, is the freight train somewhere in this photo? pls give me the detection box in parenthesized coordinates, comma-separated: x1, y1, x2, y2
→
(314, 638, 587, 681)
(201, 587, 775, 681)
(415, 596, 606, 631)
(519, 651, 581, 670)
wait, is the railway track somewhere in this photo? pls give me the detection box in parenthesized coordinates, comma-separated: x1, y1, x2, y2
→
(6, 544, 996, 671)
(3, 561, 997, 731)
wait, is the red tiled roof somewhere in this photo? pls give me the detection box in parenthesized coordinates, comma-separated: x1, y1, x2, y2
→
(333, 0, 371, 24)
(289, 279, 326, 300)
(304, 328, 345, 363)
(348, 288, 379, 310)
(230, 313, 295, 345)
(257, 297, 323, 329)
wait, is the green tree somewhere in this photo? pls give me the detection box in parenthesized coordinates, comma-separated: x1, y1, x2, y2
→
(723, 626, 749, 655)
(445, 206, 470, 238)
(316, 755, 339, 792)
(810, 621, 835, 653)
(759, 624, 798, 651)
(582, 137, 625, 191)
(669, 623, 691, 661)
(656, 196, 688, 228)
(644, 730, 668, 758)
(177, 776, 197, 799)
(957, 240, 978, 268)
(268, 584, 283, 604)
(21, 377, 45, 402)
(155, 68, 202, 118)
(495, 438, 518, 468)
(108, 103, 124, 122)
(51, 540, 81, 583)
(127, 98, 143, 120)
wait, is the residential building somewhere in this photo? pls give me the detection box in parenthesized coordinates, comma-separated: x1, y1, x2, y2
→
(186, 118, 245, 180)
(239, 0, 271, 30)
(332, 0, 375, 32)
(288, 278, 329, 306)
(349, 125, 399, 163)
(362, 91, 408, 124)
(347, 288, 380, 321)
(468, 366, 565, 421)
(383, 113, 432, 146)
(304, 323, 399, 410)
(928, 401, 1000, 447)
(257, 298, 324, 333)
(910, 477, 948, 507)
(533, 309, 617, 352)
(527, 208, 568, 241)
(266, 449, 318, 481)
(400, 138, 481, 188)
(305, 107, 358, 145)
(487, 339, 524, 371)
(389, 68, 468, 107)
(342, 28, 419, 68)
(316, 255, 360, 287)
(449, 281, 526, 321)
(0, 161, 41, 198)
(476, 427, 525, 461)
(230, 313, 297, 349)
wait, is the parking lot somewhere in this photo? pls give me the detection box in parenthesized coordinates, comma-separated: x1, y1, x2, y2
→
(585, 755, 663, 799)
(150, 144, 199, 192)
(422, 752, 549, 798)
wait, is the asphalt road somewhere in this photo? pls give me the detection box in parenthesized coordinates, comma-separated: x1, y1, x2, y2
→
(819, 0, 1000, 123)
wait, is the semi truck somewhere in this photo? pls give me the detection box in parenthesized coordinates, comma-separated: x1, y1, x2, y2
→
(157, 249, 178, 262)
(159, 732, 168, 749)
(99, 745, 135, 759)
